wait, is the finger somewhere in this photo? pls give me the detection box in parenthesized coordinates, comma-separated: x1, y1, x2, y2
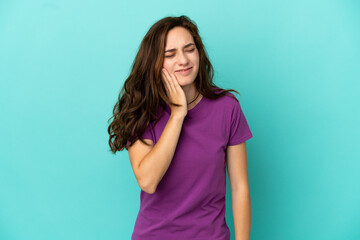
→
(162, 69, 176, 93)
(161, 70, 171, 89)
(161, 72, 171, 94)
(170, 73, 181, 90)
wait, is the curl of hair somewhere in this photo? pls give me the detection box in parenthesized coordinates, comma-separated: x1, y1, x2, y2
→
(107, 15, 241, 154)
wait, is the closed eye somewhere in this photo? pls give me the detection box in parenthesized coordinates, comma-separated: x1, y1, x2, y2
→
(165, 48, 196, 58)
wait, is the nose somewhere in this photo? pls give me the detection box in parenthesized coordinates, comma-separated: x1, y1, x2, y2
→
(177, 51, 189, 65)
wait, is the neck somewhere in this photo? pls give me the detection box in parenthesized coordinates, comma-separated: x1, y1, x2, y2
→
(182, 84, 196, 101)
(182, 84, 201, 109)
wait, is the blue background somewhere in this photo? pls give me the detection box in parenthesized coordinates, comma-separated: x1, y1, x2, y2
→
(1, 0, 359, 239)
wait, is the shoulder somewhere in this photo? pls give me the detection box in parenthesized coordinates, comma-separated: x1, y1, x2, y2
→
(202, 91, 240, 121)
(214, 92, 244, 122)
(211, 91, 239, 109)
(223, 91, 239, 103)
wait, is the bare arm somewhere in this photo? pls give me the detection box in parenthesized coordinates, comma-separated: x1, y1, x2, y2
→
(138, 67, 187, 193)
(138, 114, 185, 193)
(226, 142, 251, 240)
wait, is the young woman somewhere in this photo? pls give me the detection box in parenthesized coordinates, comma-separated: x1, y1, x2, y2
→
(108, 15, 253, 240)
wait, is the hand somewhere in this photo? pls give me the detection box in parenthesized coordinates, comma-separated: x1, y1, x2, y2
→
(161, 68, 187, 117)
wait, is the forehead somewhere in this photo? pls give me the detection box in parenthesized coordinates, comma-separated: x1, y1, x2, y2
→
(165, 27, 194, 48)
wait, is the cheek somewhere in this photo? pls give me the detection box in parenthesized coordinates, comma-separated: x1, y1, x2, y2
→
(191, 53, 199, 65)
(162, 60, 171, 69)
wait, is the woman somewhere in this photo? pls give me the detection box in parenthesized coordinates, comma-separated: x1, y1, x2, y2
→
(108, 15, 253, 240)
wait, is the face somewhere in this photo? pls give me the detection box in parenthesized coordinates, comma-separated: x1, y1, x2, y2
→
(163, 26, 200, 87)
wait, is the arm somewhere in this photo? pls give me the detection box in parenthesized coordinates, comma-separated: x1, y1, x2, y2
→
(226, 141, 251, 240)
(129, 68, 187, 194)
(138, 114, 185, 193)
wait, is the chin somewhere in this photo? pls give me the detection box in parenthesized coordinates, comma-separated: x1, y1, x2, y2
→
(178, 80, 195, 88)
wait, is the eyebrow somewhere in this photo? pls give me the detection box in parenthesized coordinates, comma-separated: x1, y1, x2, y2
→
(164, 43, 195, 53)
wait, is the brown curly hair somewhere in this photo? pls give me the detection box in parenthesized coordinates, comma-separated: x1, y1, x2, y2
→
(107, 15, 241, 153)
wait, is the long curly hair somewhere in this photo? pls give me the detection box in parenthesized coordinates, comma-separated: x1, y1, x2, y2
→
(107, 15, 241, 153)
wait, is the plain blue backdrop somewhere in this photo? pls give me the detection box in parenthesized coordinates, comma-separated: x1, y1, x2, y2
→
(1, 0, 359, 239)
